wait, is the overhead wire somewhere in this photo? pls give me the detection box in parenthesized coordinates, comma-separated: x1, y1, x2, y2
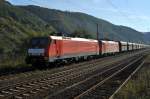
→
(106, 0, 148, 32)
(105, 0, 135, 27)
(105, 0, 146, 42)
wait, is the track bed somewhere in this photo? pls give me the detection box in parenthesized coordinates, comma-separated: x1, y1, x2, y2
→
(0, 50, 148, 99)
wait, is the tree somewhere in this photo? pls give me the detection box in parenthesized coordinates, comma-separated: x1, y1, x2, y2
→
(71, 29, 93, 39)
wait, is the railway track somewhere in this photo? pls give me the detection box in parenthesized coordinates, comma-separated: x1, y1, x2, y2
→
(0, 50, 143, 82)
(0, 50, 141, 87)
(48, 54, 146, 99)
(0, 51, 136, 87)
(109, 57, 146, 99)
(0, 50, 148, 99)
(73, 56, 145, 99)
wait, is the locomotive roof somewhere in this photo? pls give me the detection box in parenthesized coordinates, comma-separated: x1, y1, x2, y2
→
(120, 41, 128, 44)
(101, 40, 119, 44)
(50, 36, 98, 42)
(128, 42, 134, 44)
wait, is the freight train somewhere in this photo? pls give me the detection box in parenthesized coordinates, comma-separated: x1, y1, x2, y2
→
(25, 36, 149, 66)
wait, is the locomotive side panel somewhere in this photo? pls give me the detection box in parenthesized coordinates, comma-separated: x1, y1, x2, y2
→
(101, 41, 119, 54)
(57, 39, 99, 58)
(48, 36, 99, 62)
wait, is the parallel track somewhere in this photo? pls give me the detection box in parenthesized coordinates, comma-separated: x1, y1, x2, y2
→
(0, 50, 148, 99)
(48, 54, 145, 99)
(0, 52, 130, 81)
(109, 59, 145, 99)
(0, 50, 143, 82)
(73, 56, 145, 99)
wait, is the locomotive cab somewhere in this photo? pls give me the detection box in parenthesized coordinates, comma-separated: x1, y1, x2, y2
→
(26, 37, 51, 64)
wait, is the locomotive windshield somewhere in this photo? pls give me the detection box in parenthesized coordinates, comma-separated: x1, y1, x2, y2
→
(30, 37, 50, 48)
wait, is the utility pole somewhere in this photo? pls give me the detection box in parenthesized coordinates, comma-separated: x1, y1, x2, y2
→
(101, 23, 103, 40)
(96, 23, 99, 40)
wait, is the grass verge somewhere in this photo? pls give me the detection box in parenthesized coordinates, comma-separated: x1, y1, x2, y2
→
(0, 55, 33, 75)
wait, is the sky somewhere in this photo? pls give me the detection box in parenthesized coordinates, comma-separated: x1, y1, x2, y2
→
(7, 0, 150, 32)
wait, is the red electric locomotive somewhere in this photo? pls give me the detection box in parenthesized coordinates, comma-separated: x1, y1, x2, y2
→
(26, 35, 148, 66)
(26, 36, 99, 65)
(99, 40, 119, 55)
